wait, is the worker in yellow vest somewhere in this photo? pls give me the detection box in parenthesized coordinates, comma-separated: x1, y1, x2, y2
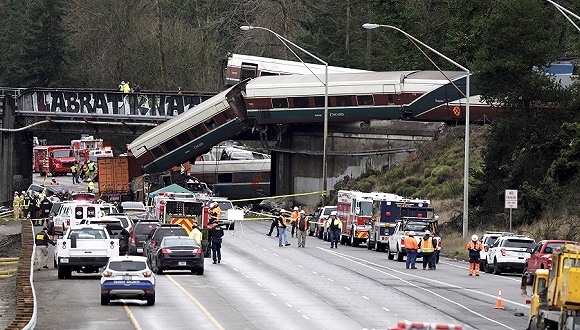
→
(418, 231, 435, 270)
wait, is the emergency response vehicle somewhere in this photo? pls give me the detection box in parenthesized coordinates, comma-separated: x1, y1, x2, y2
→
(152, 192, 210, 257)
(71, 136, 109, 164)
(336, 190, 374, 247)
(367, 193, 431, 252)
(386, 205, 439, 262)
(33, 145, 75, 176)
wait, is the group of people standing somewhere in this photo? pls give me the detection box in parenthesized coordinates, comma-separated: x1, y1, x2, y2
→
(12, 190, 55, 226)
(403, 230, 440, 270)
(267, 206, 311, 248)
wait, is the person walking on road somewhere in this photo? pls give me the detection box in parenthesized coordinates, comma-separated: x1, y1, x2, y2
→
(290, 206, 299, 238)
(189, 222, 202, 245)
(430, 232, 440, 270)
(87, 179, 95, 193)
(466, 234, 484, 276)
(35, 227, 56, 270)
(70, 163, 80, 184)
(326, 211, 341, 248)
(418, 231, 435, 270)
(296, 210, 308, 248)
(266, 207, 280, 237)
(209, 222, 224, 264)
(277, 210, 290, 247)
(405, 231, 418, 269)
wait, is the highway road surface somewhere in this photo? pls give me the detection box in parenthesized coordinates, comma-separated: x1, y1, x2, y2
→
(32, 218, 530, 330)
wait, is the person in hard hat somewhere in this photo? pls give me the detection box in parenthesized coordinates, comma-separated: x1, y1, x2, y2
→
(209, 202, 221, 225)
(466, 234, 484, 276)
(51, 178, 59, 186)
(87, 179, 95, 193)
(325, 211, 341, 249)
(189, 222, 202, 245)
(405, 231, 419, 269)
(430, 231, 440, 270)
(277, 209, 290, 247)
(296, 210, 308, 248)
(13, 191, 22, 219)
(22, 191, 32, 219)
(70, 163, 80, 184)
(418, 231, 435, 270)
(290, 206, 300, 238)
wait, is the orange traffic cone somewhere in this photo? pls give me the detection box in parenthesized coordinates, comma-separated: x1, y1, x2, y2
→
(494, 288, 504, 309)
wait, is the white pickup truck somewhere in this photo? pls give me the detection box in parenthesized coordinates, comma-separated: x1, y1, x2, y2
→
(55, 224, 119, 279)
(387, 218, 440, 262)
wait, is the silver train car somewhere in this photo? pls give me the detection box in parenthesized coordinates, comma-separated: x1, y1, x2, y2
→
(128, 81, 249, 174)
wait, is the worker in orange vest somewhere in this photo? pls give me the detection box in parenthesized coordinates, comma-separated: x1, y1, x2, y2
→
(466, 235, 484, 276)
(290, 206, 299, 238)
(405, 231, 419, 269)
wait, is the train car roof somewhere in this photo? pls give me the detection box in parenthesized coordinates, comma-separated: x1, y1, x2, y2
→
(244, 71, 468, 97)
(128, 84, 236, 150)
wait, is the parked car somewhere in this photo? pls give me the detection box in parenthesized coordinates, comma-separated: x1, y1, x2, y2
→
(129, 222, 160, 256)
(119, 201, 147, 215)
(150, 236, 204, 275)
(106, 213, 135, 234)
(479, 231, 513, 269)
(143, 224, 189, 261)
(100, 255, 155, 305)
(523, 240, 580, 284)
(82, 217, 131, 255)
(485, 234, 535, 274)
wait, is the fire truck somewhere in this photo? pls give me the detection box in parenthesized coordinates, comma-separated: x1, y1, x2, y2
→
(33, 145, 75, 176)
(71, 136, 108, 164)
(152, 192, 210, 257)
(336, 190, 375, 247)
(367, 193, 431, 252)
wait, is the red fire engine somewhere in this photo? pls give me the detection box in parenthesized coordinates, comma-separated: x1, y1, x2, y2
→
(71, 136, 106, 163)
(33, 145, 75, 176)
(336, 190, 375, 247)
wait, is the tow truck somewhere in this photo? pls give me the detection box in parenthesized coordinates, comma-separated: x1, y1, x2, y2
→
(523, 243, 580, 329)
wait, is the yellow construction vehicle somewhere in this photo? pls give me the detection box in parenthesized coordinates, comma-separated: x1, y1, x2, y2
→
(524, 243, 580, 329)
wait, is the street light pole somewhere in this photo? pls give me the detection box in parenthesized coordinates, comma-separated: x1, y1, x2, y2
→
(362, 23, 471, 238)
(240, 25, 329, 206)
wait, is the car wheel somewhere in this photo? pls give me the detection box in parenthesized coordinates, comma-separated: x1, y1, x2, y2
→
(375, 242, 382, 252)
(53, 256, 57, 268)
(146, 294, 155, 306)
(493, 259, 502, 275)
(57, 266, 65, 279)
(229, 223, 235, 230)
(396, 246, 404, 262)
(100, 295, 110, 305)
(484, 259, 493, 273)
(387, 245, 394, 260)
(196, 267, 204, 275)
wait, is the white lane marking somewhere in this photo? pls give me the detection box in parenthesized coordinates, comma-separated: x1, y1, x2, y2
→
(298, 265, 304, 268)
(263, 248, 268, 251)
(362, 296, 369, 300)
(313, 271, 318, 275)
(345, 287, 351, 291)
(317, 247, 518, 330)
(257, 283, 263, 287)
(302, 315, 310, 320)
(327, 278, 334, 282)
(382, 307, 390, 312)
(439, 262, 522, 282)
(286, 303, 292, 308)
(271, 292, 277, 296)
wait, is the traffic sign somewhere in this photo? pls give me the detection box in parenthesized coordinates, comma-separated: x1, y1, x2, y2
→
(505, 189, 518, 209)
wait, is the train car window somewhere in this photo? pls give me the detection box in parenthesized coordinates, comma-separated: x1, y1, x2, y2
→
(217, 173, 233, 183)
(177, 132, 190, 145)
(190, 124, 207, 138)
(204, 118, 218, 131)
(291, 97, 310, 108)
(260, 71, 278, 77)
(357, 95, 374, 106)
(314, 96, 325, 107)
(213, 112, 227, 126)
(272, 98, 288, 108)
(335, 96, 353, 107)
(240, 62, 258, 80)
(165, 138, 178, 150)
(151, 146, 165, 158)
(387, 95, 394, 103)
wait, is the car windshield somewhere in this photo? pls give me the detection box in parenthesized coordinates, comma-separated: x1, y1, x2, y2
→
(122, 202, 146, 211)
(503, 239, 535, 248)
(109, 216, 130, 228)
(108, 261, 147, 272)
(162, 237, 198, 247)
(135, 224, 157, 235)
(69, 229, 106, 239)
(155, 229, 187, 240)
(545, 243, 566, 252)
(53, 150, 73, 158)
(405, 222, 431, 232)
(323, 207, 336, 216)
(216, 201, 233, 210)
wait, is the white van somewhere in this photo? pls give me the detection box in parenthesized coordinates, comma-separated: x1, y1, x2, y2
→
(53, 202, 117, 235)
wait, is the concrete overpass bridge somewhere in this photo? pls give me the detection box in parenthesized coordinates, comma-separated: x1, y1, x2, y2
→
(0, 87, 443, 206)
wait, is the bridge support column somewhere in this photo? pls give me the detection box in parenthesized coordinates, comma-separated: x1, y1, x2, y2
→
(1, 94, 32, 206)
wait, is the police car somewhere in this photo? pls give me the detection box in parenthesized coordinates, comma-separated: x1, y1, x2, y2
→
(100, 255, 155, 305)
(485, 234, 535, 275)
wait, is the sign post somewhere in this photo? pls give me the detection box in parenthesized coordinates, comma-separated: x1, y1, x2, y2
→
(505, 189, 518, 232)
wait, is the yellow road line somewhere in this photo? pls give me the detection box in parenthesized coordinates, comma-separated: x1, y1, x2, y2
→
(166, 274, 225, 330)
(124, 304, 143, 330)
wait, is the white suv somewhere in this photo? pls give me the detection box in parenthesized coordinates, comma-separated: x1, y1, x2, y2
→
(485, 235, 535, 275)
(479, 231, 513, 269)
